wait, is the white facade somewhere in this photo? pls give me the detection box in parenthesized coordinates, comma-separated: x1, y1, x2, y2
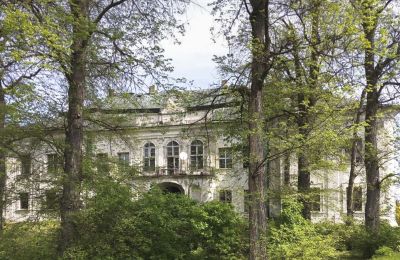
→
(3, 91, 399, 225)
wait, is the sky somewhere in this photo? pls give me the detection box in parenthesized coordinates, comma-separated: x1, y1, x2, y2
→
(163, 1, 227, 89)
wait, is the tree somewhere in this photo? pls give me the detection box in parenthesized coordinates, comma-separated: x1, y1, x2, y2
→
(350, 0, 400, 231)
(246, 1, 270, 258)
(10, 0, 188, 253)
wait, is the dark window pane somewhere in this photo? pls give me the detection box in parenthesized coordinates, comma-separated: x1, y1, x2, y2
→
(20, 155, 31, 177)
(219, 190, 232, 203)
(353, 187, 363, 211)
(19, 193, 29, 210)
(310, 188, 321, 212)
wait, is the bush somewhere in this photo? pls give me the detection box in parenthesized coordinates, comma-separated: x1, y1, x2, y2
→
(0, 221, 58, 260)
(373, 246, 395, 258)
(347, 222, 400, 258)
(66, 180, 247, 259)
(268, 198, 339, 260)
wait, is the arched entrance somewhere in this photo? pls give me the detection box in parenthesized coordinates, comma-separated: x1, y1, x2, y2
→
(157, 182, 184, 194)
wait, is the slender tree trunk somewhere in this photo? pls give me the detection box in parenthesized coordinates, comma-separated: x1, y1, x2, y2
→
(248, 0, 269, 259)
(296, 0, 320, 220)
(347, 90, 366, 219)
(0, 84, 6, 231)
(59, 0, 89, 253)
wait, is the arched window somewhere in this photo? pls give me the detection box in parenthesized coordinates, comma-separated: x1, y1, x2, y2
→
(143, 142, 156, 171)
(166, 141, 179, 174)
(190, 140, 203, 170)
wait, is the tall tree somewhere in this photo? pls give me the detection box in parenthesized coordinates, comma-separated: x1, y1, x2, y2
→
(247, 0, 270, 258)
(351, 0, 400, 231)
(11, 0, 188, 253)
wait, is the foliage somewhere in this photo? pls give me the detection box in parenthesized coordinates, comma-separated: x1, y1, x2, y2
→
(65, 183, 247, 259)
(0, 221, 58, 260)
(396, 202, 400, 226)
(316, 220, 400, 259)
(268, 198, 339, 260)
(345, 222, 400, 258)
(373, 246, 395, 258)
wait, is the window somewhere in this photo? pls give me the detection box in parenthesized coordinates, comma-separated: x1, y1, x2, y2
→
(219, 148, 232, 169)
(20, 155, 31, 177)
(45, 190, 59, 210)
(166, 141, 179, 174)
(219, 190, 232, 203)
(118, 152, 130, 172)
(96, 153, 109, 174)
(47, 154, 63, 174)
(143, 143, 156, 171)
(310, 187, 321, 212)
(353, 186, 363, 211)
(190, 140, 203, 170)
(19, 193, 29, 210)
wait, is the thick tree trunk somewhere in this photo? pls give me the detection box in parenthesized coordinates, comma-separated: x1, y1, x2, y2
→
(364, 90, 380, 231)
(0, 85, 6, 231)
(362, 11, 380, 232)
(59, 0, 88, 253)
(248, 1, 269, 259)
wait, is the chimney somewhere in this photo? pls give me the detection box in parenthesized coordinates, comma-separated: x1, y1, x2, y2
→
(149, 85, 157, 95)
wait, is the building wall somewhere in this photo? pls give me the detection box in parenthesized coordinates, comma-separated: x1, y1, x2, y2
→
(3, 103, 399, 226)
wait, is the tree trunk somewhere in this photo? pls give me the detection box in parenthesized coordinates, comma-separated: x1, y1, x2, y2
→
(59, 0, 89, 253)
(248, 0, 269, 259)
(296, 1, 320, 220)
(364, 89, 380, 231)
(347, 90, 366, 219)
(362, 8, 380, 232)
(0, 85, 6, 231)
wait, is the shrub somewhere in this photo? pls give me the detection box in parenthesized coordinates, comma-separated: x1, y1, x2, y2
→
(346, 222, 400, 258)
(373, 246, 395, 258)
(268, 198, 339, 260)
(0, 221, 58, 260)
(67, 181, 247, 259)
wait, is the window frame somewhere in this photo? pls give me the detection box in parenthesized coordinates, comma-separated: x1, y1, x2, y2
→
(47, 153, 63, 175)
(166, 141, 180, 174)
(143, 143, 156, 172)
(218, 147, 232, 169)
(20, 154, 31, 177)
(310, 187, 322, 212)
(190, 140, 204, 170)
(219, 189, 232, 203)
(353, 186, 363, 212)
(19, 192, 29, 210)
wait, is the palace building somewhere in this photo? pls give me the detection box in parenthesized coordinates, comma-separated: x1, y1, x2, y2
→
(3, 86, 399, 225)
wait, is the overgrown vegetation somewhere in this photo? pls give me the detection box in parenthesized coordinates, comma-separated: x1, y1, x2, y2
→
(1, 189, 398, 259)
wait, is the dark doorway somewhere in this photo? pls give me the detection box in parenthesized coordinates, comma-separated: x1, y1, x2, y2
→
(157, 182, 184, 194)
